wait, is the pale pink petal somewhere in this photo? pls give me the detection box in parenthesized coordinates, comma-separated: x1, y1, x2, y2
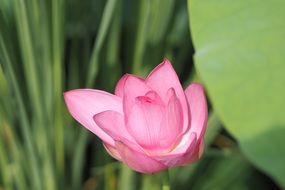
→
(103, 143, 122, 161)
(122, 75, 151, 116)
(146, 59, 189, 133)
(185, 83, 208, 140)
(64, 89, 123, 146)
(165, 83, 207, 154)
(93, 110, 142, 152)
(170, 131, 195, 154)
(126, 91, 166, 154)
(179, 139, 205, 166)
(153, 133, 197, 167)
(158, 88, 183, 152)
(115, 141, 167, 173)
(115, 74, 146, 98)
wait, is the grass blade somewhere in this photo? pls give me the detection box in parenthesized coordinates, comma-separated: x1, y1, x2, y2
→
(87, 0, 117, 87)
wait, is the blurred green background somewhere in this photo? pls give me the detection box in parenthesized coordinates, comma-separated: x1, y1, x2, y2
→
(0, 0, 284, 189)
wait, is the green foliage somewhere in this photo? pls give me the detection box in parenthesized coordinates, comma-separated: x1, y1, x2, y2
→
(189, 0, 285, 188)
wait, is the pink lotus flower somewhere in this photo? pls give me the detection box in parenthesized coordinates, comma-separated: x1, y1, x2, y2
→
(64, 59, 208, 173)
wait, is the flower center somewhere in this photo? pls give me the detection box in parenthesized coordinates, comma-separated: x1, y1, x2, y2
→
(136, 91, 158, 104)
(137, 96, 153, 103)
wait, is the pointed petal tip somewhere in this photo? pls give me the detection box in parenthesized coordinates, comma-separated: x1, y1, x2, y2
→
(94, 110, 143, 152)
(93, 110, 123, 141)
(63, 89, 124, 146)
(63, 89, 84, 107)
(162, 58, 172, 64)
(63, 89, 77, 100)
(187, 83, 205, 91)
(115, 74, 139, 97)
(64, 88, 99, 100)
(116, 74, 146, 97)
(147, 58, 174, 78)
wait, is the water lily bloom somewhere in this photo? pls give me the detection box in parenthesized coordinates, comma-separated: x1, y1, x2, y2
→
(64, 59, 208, 173)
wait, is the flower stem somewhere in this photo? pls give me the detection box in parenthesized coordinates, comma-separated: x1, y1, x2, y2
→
(162, 170, 170, 190)
(119, 164, 136, 190)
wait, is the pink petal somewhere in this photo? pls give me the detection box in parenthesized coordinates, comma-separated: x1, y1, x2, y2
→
(122, 75, 151, 116)
(114, 74, 129, 98)
(185, 83, 208, 140)
(126, 91, 166, 154)
(115, 74, 146, 98)
(146, 59, 189, 133)
(158, 88, 183, 151)
(103, 143, 122, 161)
(179, 138, 205, 166)
(64, 89, 122, 146)
(153, 133, 197, 167)
(93, 110, 142, 152)
(115, 141, 167, 173)
(168, 83, 207, 154)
